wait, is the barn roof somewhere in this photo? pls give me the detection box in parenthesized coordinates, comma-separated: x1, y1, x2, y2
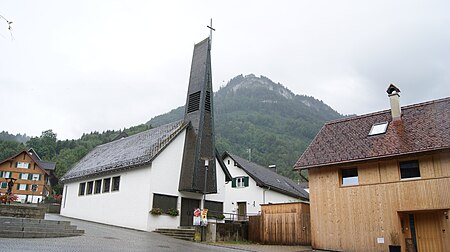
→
(61, 120, 187, 182)
(294, 97, 450, 170)
(223, 152, 309, 200)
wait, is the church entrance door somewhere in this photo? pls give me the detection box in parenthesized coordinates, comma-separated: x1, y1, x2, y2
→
(180, 198, 200, 227)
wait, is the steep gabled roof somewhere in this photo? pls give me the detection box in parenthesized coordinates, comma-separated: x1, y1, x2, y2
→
(61, 120, 188, 182)
(28, 148, 56, 171)
(294, 97, 450, 170)
(224, 152, 309, 200)
(0, 148, 54, 174)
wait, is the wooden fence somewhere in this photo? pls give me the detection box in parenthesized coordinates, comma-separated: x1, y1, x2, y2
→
(248, 202, 311, 245)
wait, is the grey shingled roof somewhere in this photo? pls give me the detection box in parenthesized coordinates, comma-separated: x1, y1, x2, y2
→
(61, 120, 187, 182)
(224, 152, 309, 200)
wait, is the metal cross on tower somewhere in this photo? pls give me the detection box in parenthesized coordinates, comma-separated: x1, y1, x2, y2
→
(207, 18, 215, 43)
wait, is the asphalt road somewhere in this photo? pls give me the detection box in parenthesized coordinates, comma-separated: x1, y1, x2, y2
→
(0, 214, 241, 252)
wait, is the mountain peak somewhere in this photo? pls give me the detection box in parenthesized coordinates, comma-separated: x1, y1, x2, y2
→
(221, 74, 295, 100)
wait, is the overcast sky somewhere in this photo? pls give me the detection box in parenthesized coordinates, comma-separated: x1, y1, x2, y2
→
(1, 1, 449, 140)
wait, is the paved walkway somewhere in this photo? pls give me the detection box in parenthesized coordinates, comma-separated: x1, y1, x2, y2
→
(210, 243, 316, 252)
(0, 214, 318, 252)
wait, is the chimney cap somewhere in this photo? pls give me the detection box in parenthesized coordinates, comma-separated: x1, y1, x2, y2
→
(387, 84, 401, 95)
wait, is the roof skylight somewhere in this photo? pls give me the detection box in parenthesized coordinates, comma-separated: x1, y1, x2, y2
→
(369, 122, 389, 136)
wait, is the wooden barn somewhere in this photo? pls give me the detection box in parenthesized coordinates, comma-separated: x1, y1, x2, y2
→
(294, 85, 449, 252)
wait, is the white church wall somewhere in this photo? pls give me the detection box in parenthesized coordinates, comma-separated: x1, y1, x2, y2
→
(222, 156, 300, 218)
(147, 129, 188, 231)
(61, 165, 153, 231)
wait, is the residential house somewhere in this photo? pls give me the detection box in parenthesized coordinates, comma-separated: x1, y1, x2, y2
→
(0, 148, 56, 203)
(294, 85, 449, 252)
(223, 152, 309, 220)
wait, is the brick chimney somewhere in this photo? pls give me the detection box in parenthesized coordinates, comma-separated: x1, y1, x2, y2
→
(386, 84, 401, 121)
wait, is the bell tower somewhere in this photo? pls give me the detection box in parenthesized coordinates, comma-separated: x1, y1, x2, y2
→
(179, 37, 217, 194)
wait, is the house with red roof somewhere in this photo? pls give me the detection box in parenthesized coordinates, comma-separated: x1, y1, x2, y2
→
(294, 85, 449, 252)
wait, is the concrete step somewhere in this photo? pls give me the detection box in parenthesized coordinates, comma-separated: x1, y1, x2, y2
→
(154, 228, 195, 241)
(0, 216, 84, 238)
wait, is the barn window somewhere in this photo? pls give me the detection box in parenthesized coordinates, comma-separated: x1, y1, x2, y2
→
(341, 168, 358, 186)
(152, 193, 178, 212)
(400, 160, 420, 180)
(78, 182, 86, 196)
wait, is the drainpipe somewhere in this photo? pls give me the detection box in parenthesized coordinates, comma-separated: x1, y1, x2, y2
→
(263, 186, 271, 204)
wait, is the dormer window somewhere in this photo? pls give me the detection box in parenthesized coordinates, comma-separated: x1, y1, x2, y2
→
(369, 122, 388, 136)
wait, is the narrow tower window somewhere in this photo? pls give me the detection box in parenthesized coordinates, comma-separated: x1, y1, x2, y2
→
(187, 91, 201, 113)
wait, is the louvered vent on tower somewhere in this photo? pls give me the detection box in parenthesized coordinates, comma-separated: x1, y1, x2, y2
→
(187, 91, 201, 113)
(205, 91, 211, 112)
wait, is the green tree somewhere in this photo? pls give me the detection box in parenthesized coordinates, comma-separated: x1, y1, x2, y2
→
(26, 130, 58, 160)
(0, 140, 25, 160)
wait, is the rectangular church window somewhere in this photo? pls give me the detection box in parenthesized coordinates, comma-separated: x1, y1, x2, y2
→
(204, 200, 223, 218)
(94, 179, 102, 194)
(86, 181, 94, 195)
(152, 193, 177, 213)
(112, 176, 120, 191)
(78, 182, 86, 196)
(103, 178, 111, 193)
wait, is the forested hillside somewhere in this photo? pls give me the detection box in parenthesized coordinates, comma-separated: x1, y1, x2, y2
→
(147, 74, 343, 180)
(1, 74, 343, 191)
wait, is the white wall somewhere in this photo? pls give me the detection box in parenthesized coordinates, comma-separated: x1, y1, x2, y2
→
(223, 156, 300, 217)
(61, 129, 188, 231)
(61, 128, 231, 231)
(60, 166, 153, 231)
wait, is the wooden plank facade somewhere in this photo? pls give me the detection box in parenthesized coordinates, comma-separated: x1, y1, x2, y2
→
(309, 150, 450, 252)
(249, 202, 311, 245)
(0, 151, 52, 203)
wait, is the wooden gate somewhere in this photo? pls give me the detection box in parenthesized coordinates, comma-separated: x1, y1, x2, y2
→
(248, 202, 311, 245)
(415, 212, 444, 252)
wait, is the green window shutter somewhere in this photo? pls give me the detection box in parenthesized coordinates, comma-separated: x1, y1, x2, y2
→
(17, 184, 20, 190)
(244, 176, 249, 187)
(26, 184, 29, 190)
(232, 178, 236, 188)
(28, 174, 32, 180)
(38, 174, 41, 181)
(15, 162, 18, 168)
(19, 173, 22, 179)
(0, 171, 2, 177)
